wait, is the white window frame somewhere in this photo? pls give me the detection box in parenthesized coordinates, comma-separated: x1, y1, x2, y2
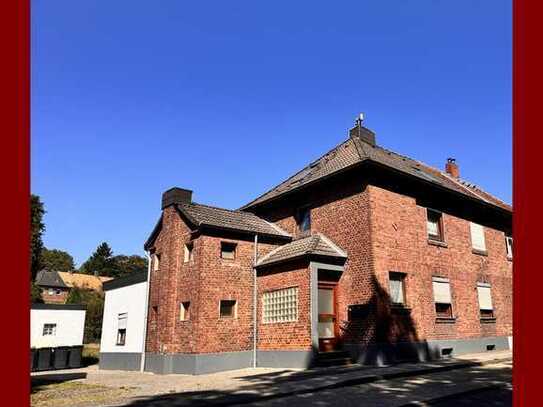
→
(180, 301, 190, 321)
(220, 242, 237, 260)
(116, 313, 128, 346)
(426, 209, 444, 242)
(152, 253, 160, 271)
(470, 222, 486, 252)
(388, 272, 406, 305)
(505, 236, 513, 259)
(262, 287, 299, 324)
(43, 323, 57, 336)
(184, 243, 193, 263)
(477, 282, 494, 314)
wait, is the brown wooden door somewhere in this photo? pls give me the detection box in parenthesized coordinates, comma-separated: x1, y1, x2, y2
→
(318, 284, 338, 352)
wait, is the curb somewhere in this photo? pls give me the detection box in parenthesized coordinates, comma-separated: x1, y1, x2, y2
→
(169, 356, 512, 406)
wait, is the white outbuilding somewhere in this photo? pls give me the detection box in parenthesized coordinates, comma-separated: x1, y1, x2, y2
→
(99, 271, 148, 371)
(31, 303, 86, 349)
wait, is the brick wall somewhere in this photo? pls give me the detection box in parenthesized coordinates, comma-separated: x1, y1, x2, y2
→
(257, 261, 312, 350)
(146, 205, 279, 355)
(254, 175, 512, 347)
(368, 185, 513, 341)
(41, 287, 69, 304)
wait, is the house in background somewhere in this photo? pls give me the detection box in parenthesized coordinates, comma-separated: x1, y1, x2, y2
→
(99, 271, 148, 371)
(31, 303, 86, 349)
(35, 269, 113, 304)
(100, 116, 512, 375)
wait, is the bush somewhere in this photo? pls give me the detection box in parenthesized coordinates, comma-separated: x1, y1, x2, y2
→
(67, 288, 104, 343)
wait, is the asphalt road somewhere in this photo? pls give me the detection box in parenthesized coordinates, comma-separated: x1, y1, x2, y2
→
(423, 385, 512, 406)
(250, 361, 512, 407)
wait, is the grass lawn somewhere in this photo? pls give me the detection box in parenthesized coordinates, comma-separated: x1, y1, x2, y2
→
(31, 381, 135, 407)
(82, 343, 100, 366)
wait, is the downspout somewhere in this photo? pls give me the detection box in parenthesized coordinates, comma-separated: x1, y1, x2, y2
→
(140, 251, 152, 372)
(253, 234, 259, 368)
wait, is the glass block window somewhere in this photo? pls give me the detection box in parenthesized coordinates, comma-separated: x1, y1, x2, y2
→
(262, 287, 298, 323)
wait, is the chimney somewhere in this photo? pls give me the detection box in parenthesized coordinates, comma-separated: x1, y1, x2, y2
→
(161, 187, 193, 209)
(445, 158, 460, 178)
(349, 113, 376, 146)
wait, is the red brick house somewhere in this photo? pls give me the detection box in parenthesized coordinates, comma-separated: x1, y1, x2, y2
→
(141, 117, 512, 374)
(35, 269, 112, 304)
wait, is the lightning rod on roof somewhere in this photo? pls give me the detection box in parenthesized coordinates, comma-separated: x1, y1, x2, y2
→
(356, 112, 364, 126)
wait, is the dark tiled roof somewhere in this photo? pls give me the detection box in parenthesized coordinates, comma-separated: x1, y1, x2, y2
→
(35, 269, 68, 288)
(241, 134, 511, 213)
(178, 202, 291, 239)
(256, 233, 347, 267)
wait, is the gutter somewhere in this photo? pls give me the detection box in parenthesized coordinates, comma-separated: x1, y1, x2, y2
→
(140, 251, 152, 372)
(253, 234, 259, 368)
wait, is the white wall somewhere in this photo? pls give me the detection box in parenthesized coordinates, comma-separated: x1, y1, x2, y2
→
(31, 308, 86, 348)
(100, 281, 147, 353)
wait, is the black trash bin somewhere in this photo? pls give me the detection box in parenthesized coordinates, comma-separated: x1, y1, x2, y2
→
(53, 346, 70, 369)
(68, 345, 83, 368)
(30, 349, 38, 372)
(37, 348, 52, 371)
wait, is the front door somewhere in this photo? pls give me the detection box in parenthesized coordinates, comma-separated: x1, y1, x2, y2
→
(318, 284, 337, 352)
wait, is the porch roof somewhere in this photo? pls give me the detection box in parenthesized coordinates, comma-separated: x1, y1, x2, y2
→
(256, 233, 347, 268)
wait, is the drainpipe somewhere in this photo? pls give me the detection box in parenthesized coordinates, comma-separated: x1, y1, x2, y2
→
(140, 251, 152, 372)
(253, 234, 259, 368)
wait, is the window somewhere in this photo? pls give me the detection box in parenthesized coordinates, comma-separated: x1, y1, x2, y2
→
(427, 209, 444, 242)
(389, 272, 406, 306)
(262, 287, 298, 323)
(116, 313, 127, 345)
(432, 277, 453, 318)
(219, 300, 236, 318)
(42, 323, 56, 336)
(296, 207, 311, 234)
(55, 289, 61, 295)
(48, 288, 54, 295)
(505, 236, 513, 259)
(184, 243, 193, 263)
(220, 242, 237, 260)
(152, 253, 161, 271)
(470, 222, 486, 252)
(180, 302, 190, 321)
(477, 283, 494, 319)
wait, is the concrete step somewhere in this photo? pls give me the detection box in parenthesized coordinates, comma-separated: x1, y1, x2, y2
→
(314, 352, 353, 367)
(316, 350, 350, 360)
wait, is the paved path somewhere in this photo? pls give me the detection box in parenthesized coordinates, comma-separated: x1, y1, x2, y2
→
(31, 350, 512, 407)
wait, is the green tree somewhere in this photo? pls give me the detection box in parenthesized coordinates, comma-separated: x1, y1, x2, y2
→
(41, 248, 75, 272)
(30, 282, 43, 303)
(79, 242, 118, 277)
(30, 195, 46, 280)
(67, 288, 104, 343)
(113, 254, 148, 277)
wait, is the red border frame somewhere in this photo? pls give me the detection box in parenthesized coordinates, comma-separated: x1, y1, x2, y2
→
(513, 0, 542, 405)
(2, 0, 30, 405)
(0, 0, 533, 404)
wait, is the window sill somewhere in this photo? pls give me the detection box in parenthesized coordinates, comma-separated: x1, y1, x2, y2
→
(472, 249, 488, 257)
(391, 305, 412, 314)
(480, 317, 496, 323)
(435, 317, 456, 324)
(428, 239, 448, 248)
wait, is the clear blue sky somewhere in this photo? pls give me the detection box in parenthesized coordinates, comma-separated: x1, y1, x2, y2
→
(31, 1, 512, 266)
